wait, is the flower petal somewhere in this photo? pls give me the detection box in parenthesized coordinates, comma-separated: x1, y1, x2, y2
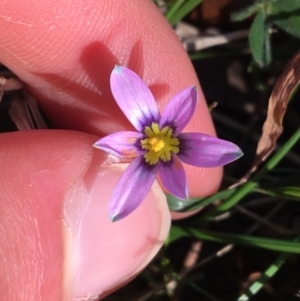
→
(158, 155, 188, 200)
(110, 66, 160, 131)
(160, 86, 198, 135)
(93, 131, 143, 157)
(109, 156, 158, 221)
(178, 133, 243, 167)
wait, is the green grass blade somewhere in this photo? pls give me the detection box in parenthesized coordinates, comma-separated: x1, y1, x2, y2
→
(237, 254, 288, 300)
(168, 226, 300, 254)
(270, 186, 300, 199)
(168, 0, 203, 26)
(167, 188, 237, 211)
(231, 3, 258, 21)
(213, 127, 300, 214)
(256, 188, 300, 202)
(168, 180, 300, 214)
(165, 0, 185, 22)
(237, 233, 300, 300)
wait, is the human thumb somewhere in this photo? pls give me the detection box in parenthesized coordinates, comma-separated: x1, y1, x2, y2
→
(0, 130, 170, 300)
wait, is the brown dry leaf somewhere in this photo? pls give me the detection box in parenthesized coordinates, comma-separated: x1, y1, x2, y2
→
(233, 50, 300, 187)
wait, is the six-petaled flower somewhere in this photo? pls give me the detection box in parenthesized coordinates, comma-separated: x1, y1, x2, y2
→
(94, 66, 243, 222)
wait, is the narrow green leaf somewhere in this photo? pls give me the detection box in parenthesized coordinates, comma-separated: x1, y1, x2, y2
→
(168, 176, 300, 213)
(231, 0, 279, 21)
(258, 177, 300, 201)
(237, 253, 288, 300)
(165, 0, 185, 22)
(268, 0, 300, 38)
(249, 9, 272, 66)
(168, 0, 203, 26)
(271, 186, 300, 198)
(237, 233, 300, 300)
(212, 127, 300, 214)
(166, 188, 236, 212)
(167, 195, 199, 211)
(231, 3, 259, 21)
(258, 188, 300, 202)
(168, 226, 300, 254)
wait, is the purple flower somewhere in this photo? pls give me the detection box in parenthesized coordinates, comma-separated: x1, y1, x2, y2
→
(94, 66, 243, 221)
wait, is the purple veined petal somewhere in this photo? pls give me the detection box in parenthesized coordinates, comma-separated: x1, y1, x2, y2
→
(159, 86, 198, 135)
(178, 132, 243, 167)
(109, 156, 158, 221)
(93, 131, 144, 157)
(110, 66, 160, 132)
(158, 155, 188, 200)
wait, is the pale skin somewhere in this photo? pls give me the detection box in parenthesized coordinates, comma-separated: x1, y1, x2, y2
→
(0, 0, 223, 300)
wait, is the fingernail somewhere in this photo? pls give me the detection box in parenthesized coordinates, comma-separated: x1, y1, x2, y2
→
(63, 162, 170, 300)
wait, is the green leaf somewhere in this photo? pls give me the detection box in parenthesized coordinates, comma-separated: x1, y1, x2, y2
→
(231, 0, 279, 22)
(258, 177, 300, 201)
(236, 233, 300, 300)
(249, 9, 272, 66)
(268, 0, 300, 38)
(208, 127, 300, 215)
(231, 3, 259, 21)
(165, 0, 185, 22)
(168, 0, 203, 26)
(167, 226, 300, 254)
(271, 186, 300, 198)
(169, 110, 300, 222)
(166, 188, 236, 212)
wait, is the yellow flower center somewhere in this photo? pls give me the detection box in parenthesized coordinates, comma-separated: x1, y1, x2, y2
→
(140, 122, 180, 165)
(149, 137, 165, 152)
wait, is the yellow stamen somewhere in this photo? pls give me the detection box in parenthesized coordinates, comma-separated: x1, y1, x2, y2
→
(149, 137, 165, 152)
(141, 122, 180, 165)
